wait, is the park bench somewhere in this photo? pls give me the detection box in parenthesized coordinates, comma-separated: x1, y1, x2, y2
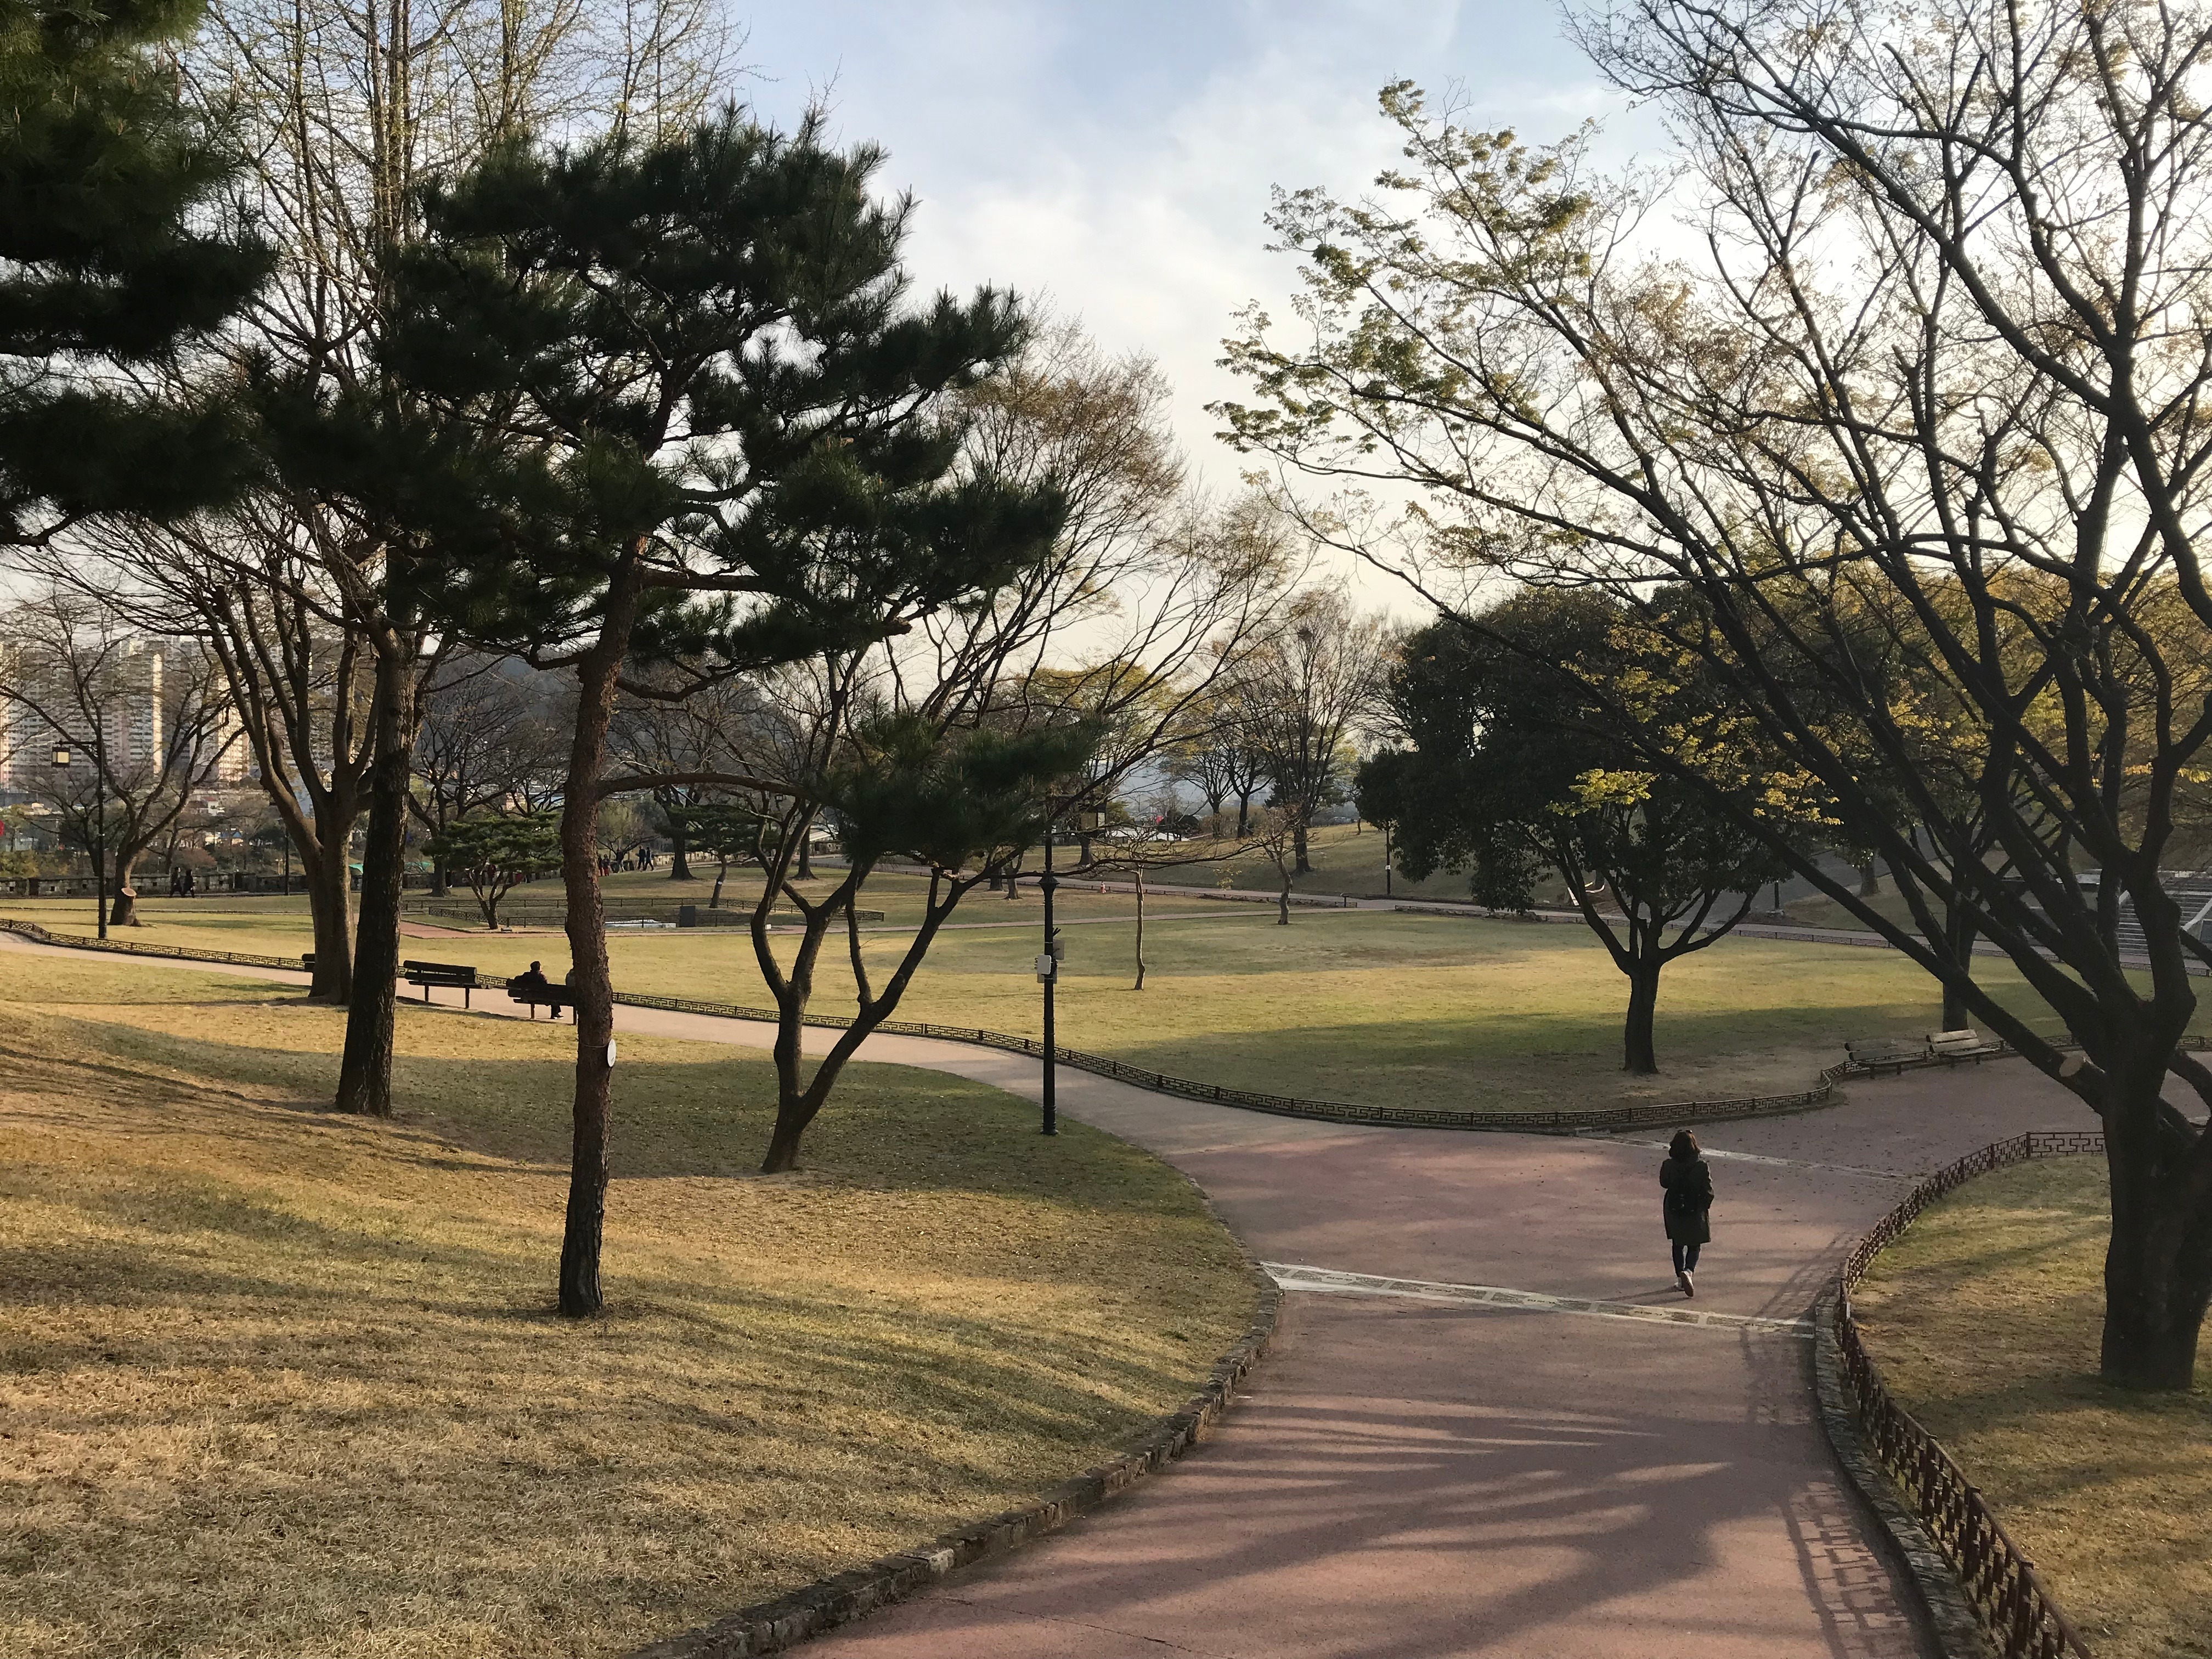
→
(1927, 1028, 2004, 1066)
(1846, 1035, 1926, 1076)
(301, 952, 314, 973)
(508, 978, 568, 1020)
(401, 959, 477, 1007)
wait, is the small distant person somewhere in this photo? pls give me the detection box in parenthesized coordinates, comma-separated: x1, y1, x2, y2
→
(1661, 1129, 1714, 1297)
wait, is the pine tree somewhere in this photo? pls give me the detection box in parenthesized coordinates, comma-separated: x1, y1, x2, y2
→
(340, 106, 1064, 1315)
(0, 0, 267, 539)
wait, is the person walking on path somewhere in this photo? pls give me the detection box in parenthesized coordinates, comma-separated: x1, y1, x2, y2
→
(1661, 1128, 1713, 1296)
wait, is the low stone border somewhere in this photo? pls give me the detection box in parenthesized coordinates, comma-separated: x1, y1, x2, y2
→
(625, 1260, 1282, 1659)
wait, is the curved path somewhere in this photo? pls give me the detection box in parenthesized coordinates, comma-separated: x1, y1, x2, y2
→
(1, 932, 2089, 1657)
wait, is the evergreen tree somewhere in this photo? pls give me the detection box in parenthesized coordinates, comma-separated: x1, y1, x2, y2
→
(1359, 591, 1792, 1074)
(424, 811, 560, 929)
(368, 107, 1064, 1314)
(0, 0, 267, 539)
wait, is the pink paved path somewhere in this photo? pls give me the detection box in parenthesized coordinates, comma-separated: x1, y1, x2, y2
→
(2, 934, 2090, 1657)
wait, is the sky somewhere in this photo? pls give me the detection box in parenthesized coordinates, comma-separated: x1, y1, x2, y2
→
(737, 3, 1650, 514)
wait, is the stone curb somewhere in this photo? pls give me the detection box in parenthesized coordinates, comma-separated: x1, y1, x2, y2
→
(623, 1260, 1282, 1659)
(1812, 1282, 1999, 1659)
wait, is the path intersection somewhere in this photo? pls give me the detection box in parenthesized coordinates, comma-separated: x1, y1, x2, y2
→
(0, 932, 2085, 1657)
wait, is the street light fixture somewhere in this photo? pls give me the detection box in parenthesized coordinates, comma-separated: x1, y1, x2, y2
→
(50, 729, 107, 940)
(1037, 800, 1105, 1137)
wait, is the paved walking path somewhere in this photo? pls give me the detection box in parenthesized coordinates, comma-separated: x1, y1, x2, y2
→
(1, 932, 2092, 1657)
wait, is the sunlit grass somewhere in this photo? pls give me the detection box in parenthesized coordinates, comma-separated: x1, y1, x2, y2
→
(0, 884, 2091, 1110)
(1853, 1157, 2210, 1659)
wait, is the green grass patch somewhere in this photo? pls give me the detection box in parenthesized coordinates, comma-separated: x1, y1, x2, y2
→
(0, 951, 1253, 1659)
(1853, 1157, 2210, 1659)
(2, 881, 2087, 1110)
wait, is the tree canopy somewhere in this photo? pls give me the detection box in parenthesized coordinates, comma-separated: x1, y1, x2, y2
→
(0, 0, 268, 540)
(354, 106, 1064, 1313)
(1223, 4, 2212, 1387)
(1361, 591, 1788, 1071)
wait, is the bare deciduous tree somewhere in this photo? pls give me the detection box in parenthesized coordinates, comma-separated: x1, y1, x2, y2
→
(1237, 588, 1390, 873)
(0, 591, 238, 928)
(413, 653, 566, 890)
(1222, 4, 2212, 1389)
(48, 515, 377, 998)
(151, 0, 732, 1114)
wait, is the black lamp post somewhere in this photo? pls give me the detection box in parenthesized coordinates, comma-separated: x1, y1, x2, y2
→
(51, 729, 107, 940)
(1036, 802, 1104, 1137)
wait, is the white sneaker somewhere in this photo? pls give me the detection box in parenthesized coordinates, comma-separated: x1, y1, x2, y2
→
(1675, 1270, 1691, 1295)
(1683, 1272, 1696, 1299)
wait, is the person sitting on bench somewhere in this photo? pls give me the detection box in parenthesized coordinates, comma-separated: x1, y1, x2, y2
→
(511, 961, 566, 1020)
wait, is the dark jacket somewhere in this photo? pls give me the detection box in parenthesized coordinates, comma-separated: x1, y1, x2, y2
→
(1660, 1154, 1713, 1245)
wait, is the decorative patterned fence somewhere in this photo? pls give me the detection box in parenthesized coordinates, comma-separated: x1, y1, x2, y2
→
(1835, 1131, 2107, 1659)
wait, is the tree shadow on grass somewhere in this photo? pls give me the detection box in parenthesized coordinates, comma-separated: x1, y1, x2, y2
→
(19, 1007, 1229, 1210)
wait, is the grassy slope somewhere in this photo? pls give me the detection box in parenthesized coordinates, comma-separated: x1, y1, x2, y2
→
(0, 953, 1253, 1659)
(1852, 1157, 2209, 1659)
(0, 888, 2084, 1109)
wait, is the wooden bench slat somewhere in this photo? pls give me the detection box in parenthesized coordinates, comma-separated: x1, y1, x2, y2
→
(401, 960, 478, 1007)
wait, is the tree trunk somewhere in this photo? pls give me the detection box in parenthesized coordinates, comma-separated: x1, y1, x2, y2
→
(108, 852, 139, 927)
(555, 568, 637, 1318)
(759, 877, 961, 1173)
(758, 893, 843, 1172)
(1623, 960, 1661, 1074)
(710, 861, 726, 909)
(2099, 1099, 2212, 1389)
(334, 652, 415, 1118)
(1941, 899, 1979, 1030)
(1277, 872, 1291, 924)
(795, 835, 814, 881)
(761, 1107, 809, 1173)
(1857, 861, 1881, 897)
(1133, 868, 1147, 989)
(668, 810, 693, 880)
(304, 843, 354, 1002)
(1293, 819, 1311, 875)
(1235, 793, 1252, 837)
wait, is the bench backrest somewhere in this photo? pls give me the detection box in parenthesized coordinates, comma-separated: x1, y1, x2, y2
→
(1847, 1036, 1921, 1058)
(402, 960, 476, 978)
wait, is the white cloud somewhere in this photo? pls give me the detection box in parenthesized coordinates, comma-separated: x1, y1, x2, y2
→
(735, 2, 1647, 607)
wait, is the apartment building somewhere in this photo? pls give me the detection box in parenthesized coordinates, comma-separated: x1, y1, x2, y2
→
(0, 636, 246, 789)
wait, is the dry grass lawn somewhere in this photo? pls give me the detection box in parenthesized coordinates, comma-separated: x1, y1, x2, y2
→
(0, 891, 2085, 1113)
(1852, 1156, 2211, 1659)
(0, 951, 1255, 1659)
